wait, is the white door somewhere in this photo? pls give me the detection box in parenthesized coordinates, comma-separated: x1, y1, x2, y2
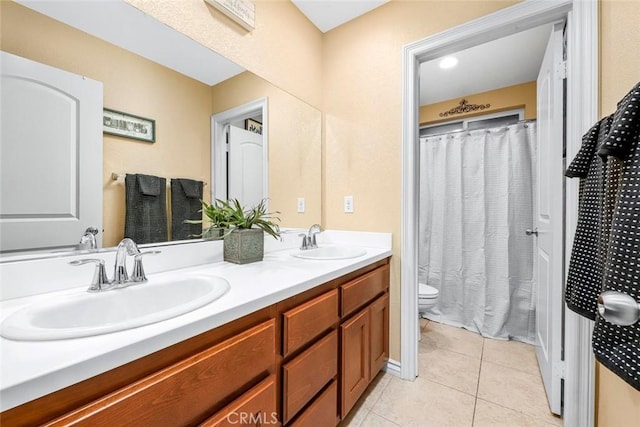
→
(0, 52, 103, 252)
(228, 125, 264, 208)
(534, 24, 565, 415)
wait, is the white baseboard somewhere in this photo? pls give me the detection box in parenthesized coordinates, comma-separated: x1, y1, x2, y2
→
(383, 358, 402, 378)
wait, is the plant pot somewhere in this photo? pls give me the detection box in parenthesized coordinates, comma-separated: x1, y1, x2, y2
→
(223, 228, 264, 264)
(202, 227, 226, 240)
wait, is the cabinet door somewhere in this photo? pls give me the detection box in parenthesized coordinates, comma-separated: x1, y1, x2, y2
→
(200, 375, 278, 427)
(369, 294, 389, 379)
(340, 308, 370, 418)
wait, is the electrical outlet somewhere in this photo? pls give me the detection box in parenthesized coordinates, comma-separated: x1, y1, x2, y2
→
(344, 195, 354, 213)
(297, 197, 305, 213)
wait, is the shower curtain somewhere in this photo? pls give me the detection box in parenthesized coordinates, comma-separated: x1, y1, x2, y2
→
(419, 122, 537, 343)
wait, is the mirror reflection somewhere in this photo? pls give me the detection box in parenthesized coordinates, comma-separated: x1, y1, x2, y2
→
(0, 1, 321, 258)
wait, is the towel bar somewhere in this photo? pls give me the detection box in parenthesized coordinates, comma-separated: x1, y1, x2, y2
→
(110, 173, 207, 187)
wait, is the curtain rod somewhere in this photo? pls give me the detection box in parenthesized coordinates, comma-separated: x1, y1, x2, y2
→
(419, 119, 537, 140)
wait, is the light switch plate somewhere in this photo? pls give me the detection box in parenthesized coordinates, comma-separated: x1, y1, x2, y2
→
(344, 195, 354, 213)
(297, 197, 305, 213)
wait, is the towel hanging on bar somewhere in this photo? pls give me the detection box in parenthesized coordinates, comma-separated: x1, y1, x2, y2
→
(171, 178, 204, 241)
(124, 174, 168, 244)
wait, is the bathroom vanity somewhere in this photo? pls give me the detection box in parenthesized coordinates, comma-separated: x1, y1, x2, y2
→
(0, 231, 391, 426)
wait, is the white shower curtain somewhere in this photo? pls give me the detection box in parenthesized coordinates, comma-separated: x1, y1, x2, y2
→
(419, 123, 537, 343)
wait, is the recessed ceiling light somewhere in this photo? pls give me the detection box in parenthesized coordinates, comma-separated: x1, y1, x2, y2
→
(438, 56, 459, 69)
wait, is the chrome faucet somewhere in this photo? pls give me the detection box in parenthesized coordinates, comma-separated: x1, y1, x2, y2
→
(308, 224, 323, 248)
(70, 238, 159, 292)
(78, 226, 98, 250)
(114, 238, 141, 285)
(299, 224, 324, 250)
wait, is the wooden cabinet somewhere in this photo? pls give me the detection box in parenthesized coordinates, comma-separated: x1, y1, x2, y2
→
(290, 381, 338, 427)
(339, 265, 390, 418)
(282, 330, 338, 423)
(200, 375, 277, 427)
(282, 289, 338, 357)
(369, 293, 390, 379)
(45, 320, 276, 427)
(1, 258, 390, 427)
(340, 308, 371, 417)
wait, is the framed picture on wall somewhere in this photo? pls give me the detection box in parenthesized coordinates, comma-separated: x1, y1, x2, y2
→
(103, 108, 155, 143)
(245, 118, 263, 135)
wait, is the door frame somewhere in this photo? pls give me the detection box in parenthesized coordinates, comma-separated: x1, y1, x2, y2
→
(400, 1, 598, 426)
(211, 97, 268, 204)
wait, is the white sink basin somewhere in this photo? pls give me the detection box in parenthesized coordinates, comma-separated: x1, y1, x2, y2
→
(1, 274, 230, 341)
(292, 245, 367, 260)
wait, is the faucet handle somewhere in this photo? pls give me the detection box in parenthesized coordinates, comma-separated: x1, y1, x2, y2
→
(69, 259, 110, 292)
(131, 251, 161, 283)
(298, 233, 310, 250)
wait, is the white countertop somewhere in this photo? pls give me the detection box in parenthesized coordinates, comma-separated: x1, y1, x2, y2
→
(0, 230, 392, 411)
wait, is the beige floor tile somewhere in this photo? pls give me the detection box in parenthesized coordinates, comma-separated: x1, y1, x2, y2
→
(473, 398, 562, 427)
(477, 361, 561, 425)
(420, 321, 484, 359)
(420, 318, 430, 331)
(482, 338, 540, 376)
(372, 376, 475, 427)
(361, 412, 403, 426)
(419, 346, 481, 395)
(361, 371, 392, 409)
(341, 400, 370, 427)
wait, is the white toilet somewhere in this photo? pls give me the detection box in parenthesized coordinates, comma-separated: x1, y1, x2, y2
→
(418, 282, 439, 314)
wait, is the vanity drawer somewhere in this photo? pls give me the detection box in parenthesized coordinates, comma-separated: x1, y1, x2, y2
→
(46, 320, 276, 427)
(289, 380, 338, 427)
(282, 330, 338, 423)
(282, 289, 339, 357)
(341, 264, 389, 318)
(200, 375, 277, 427)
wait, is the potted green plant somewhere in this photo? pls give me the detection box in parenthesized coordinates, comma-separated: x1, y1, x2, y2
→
(184, 199, 229, 239)
(218, 198, 280, 264)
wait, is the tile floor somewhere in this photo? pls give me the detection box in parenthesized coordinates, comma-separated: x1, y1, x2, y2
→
(341, 319, 563, 427)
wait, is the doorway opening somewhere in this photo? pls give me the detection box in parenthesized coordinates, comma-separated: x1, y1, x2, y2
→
(211, 97, 268, 208)
(401, 1, 598, 426)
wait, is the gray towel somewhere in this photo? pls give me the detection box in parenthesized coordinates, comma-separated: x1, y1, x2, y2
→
(171, 178, 203, 240)
(124, 174, 168, 244)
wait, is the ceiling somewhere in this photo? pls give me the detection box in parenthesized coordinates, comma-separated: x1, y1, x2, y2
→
(291, 0, 389, 33)
(420, 24, 553, 105)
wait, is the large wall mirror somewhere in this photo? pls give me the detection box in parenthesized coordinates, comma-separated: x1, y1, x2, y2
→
(0, 0, 322, 259)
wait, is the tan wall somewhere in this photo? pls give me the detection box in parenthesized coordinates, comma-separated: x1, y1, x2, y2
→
(420, 81, 537, 125)
(322, 0, 519, 361)
(596, 362, 640, 427)
(597, 1, 640, 424)
(211, 72, 322, 227)
(1, 2, 212, 248)
(125, 0, 323, 109)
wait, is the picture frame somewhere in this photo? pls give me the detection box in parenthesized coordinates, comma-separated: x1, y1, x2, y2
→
(103, 108, 155, 143)
(245, 118, 263, 135)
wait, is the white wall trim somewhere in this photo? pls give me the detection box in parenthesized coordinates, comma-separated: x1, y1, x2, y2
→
(402, 2, 597, 425)
(401, 0, 572, 383)
(563, 1, 599, 426)
(211, 97, 268, 205)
